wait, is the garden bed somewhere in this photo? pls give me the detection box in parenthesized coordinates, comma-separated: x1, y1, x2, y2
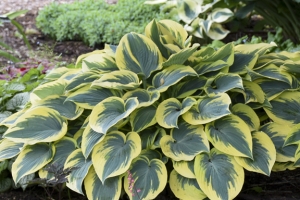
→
(1, 1, 300, 200)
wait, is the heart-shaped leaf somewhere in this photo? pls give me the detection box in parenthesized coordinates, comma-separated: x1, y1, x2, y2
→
(205, 114, 253, 158)
(156, 97, 196, 128)
(124, 156, 167, 200)
(160, 121, 209, 161)
(92, 131, 141, 183)
(89, 97, 138, 134)
(194, 148, 244, 200)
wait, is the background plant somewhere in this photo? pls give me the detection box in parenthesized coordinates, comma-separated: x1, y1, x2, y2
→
(1, 19, 300, 200)
(0, 56, 71, 193)
(238, 0, 300, 43)
(145, 0, 234, 41)
(36, 0, 174, 46)
(208, 27, 300, 52)
(0, 10, 31, 64)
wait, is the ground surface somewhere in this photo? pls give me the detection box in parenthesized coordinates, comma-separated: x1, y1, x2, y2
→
(1, 0, 300, 200)
(0, 0, 93, 67)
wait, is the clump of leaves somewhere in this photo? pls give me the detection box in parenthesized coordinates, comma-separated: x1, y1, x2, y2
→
(1, 19, 300, 200)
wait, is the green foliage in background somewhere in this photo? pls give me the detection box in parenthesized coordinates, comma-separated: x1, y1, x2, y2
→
(238, 0, 300, 43)
(0, 67, 48, 192)
(145, 0, 234, 40)
(0, 10, 31, 64)
(2, 19, 300, 199)
(36, 0, 174, 46)
(208, 27, 300, 52)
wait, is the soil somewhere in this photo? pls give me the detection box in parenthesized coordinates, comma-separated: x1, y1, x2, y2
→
(0, 0, 94, 67)
(1, 0, 300, 199)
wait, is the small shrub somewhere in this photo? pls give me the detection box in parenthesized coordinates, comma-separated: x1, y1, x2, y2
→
(1, 19, 300, 200)
(36, 0, 174, 46)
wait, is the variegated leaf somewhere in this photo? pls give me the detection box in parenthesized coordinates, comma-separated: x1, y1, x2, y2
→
(144, 19, 169, 59)
(156, 97, 196, 128)
(32, 95, 84, 120)
(229, 53, 258, 74)
(205, 73, 243, 95)
(130, 105, 157, 132)
(207, 23, 230, 40)
(124, 156, 167, 200)
(138, 128, 163, 149)
(66, 84, 123, 109)
(211, 8, 233, 23)
(205, 114, 253, 158)
(65, 71, 98, 92)
(254, 78, 292, 101)
(194, 149, 244, 200)
(84, 166, 122, 200)
(116, 32, 163, 78)
(0, 138, 24, 161)
(234, 131, 276, 175)
(123, 88, 160, 108)
(65, 149, 92, 194)
(242, 80, 265, 104)
(231, 103, 260, 131)
(160, 121, 209, 161)
(168, 77, 207, 99)
(169, 170, 207, 200)
(92, 131, 141, 183)
(158, 19, 188, 49)
(0, 109, 26, 127)
(82, 52, 118, 72)
(177, 0, 201, 24)
(234, 42, 276, 56)
(264, 91, 300, 126)
(182, 93, 231, 125)
(82, 124, 105, 159)
(39, 137, 77, 179)
(44, 67, 70, 80)
(92, 70, 141, 90)
(12, 143, 55, 183)
(284, 124, 300, 146)
(30, 80, 66, 103)
(4, 107, 67, 145)
(152, 65, 198, 92)
(173, 159, 195, 179)
(260, 122, 297, 162)
(162, 44, 200, 67)
(89, 97, 138, 134)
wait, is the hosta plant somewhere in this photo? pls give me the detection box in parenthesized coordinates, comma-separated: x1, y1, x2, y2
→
(145, 0, 234, 40)
(1, 19, 300, 200)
